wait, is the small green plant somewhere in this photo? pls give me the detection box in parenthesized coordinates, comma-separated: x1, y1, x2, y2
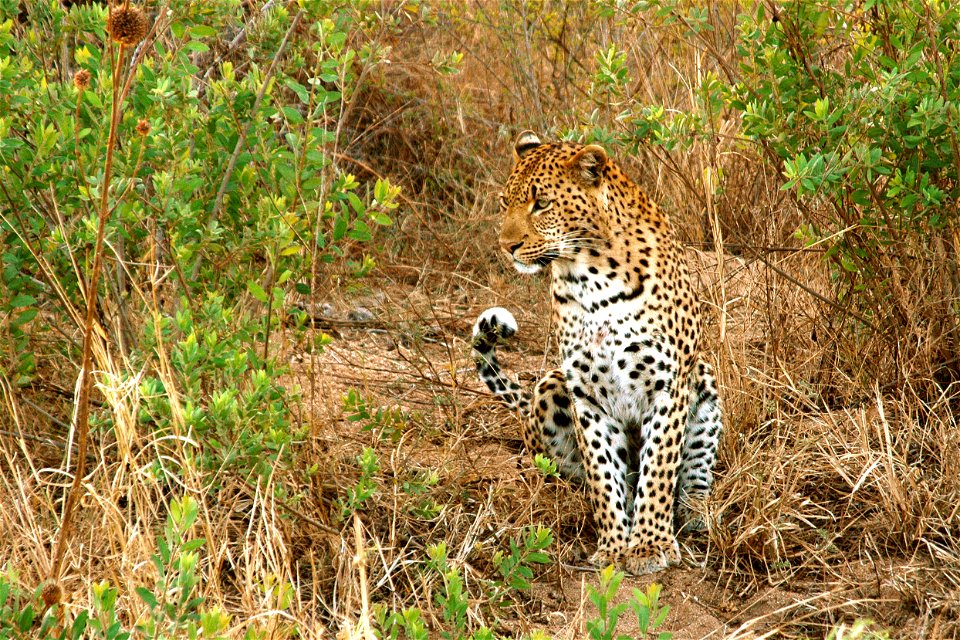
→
(343, 389, 410, 443)
(374, 605, 430, 640)
(491, 526, 553, 605)
(826, 619, 890, 640)
(426, 543, 469, 640)
(138, 296, 302, 484)
(338, 447, 381, 518)
(401, 469, 442, 520)
(87, 581, 130, 640)
(533, 453, 559, 478)
(630, 583, 671, 640)
(586, 565, 671, 640)
(135, 495, 229, 640)
(376, 535, 557, 640)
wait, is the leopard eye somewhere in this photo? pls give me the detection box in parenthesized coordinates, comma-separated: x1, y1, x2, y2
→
(532, 198, 552, 213)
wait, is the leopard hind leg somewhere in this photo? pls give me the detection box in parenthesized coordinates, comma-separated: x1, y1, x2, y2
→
(674, 357, 723, 532)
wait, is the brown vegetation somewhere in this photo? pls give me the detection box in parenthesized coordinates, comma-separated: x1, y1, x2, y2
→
(3, 2, 959, 639)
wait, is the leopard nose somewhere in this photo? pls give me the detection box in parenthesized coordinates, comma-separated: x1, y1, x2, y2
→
(500, 239, 524, 255)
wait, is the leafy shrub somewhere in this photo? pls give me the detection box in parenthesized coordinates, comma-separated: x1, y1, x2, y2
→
(731, 0, 960, 388)
(0, 0, 400, 633)
(0, 0, 399, 472)
(609, 0, 960, 392)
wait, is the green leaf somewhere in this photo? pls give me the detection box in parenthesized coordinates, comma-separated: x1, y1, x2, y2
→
(71, 610, 90, 639)
(190, 25, 217, 38)
(183, 40, 210, 53)
(182, 538, 206, 552)
(136, 587, 158, 609)
(370, 211, 393, 226)
(9, 293, 35, 308)
(284, 79, 310, 104)
(654, 604, 670, 627)
(348, 220, 371, 242)
(346, 192, 365, 215)
(281, 106, 304, 125)
(527, 551, 550, 564)
(332, 213, 347, 241)
(247, 280, 269, 303)
(317, 89, 342, 104)
(17, 604, 34, 631)
(12, 307, 38, 327)
(84, 89, 103, 109)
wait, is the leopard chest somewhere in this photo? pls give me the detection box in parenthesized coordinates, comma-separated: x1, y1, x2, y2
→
(552, 269, 652, 421)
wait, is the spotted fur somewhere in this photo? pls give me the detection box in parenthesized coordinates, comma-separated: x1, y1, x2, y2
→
(472, 132, 722, 574)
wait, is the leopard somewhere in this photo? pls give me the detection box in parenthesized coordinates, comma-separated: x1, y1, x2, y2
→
(472, 131, 723, 575)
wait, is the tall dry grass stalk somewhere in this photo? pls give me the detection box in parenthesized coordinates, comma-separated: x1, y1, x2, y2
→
(47, 2, 151, 602)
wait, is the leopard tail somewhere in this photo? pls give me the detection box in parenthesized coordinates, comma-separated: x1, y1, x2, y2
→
(471, 307, 531, 416)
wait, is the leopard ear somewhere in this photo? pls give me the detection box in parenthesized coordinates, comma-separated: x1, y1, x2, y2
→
(568, 144, 608, 187)
(514, 131, 542, 160)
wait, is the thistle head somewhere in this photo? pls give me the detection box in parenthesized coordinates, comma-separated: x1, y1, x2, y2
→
(106, 5, 149, 46)
(73, 69, 91, 90)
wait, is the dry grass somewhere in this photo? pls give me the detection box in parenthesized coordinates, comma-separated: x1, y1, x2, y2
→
(4, 2, 960, 639)
(10, 257, 957, 637)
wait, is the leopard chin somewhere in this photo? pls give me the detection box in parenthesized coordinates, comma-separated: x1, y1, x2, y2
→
(512, 259, 542, 274)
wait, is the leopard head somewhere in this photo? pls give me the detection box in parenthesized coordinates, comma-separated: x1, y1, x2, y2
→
(497, 131, 609, 274)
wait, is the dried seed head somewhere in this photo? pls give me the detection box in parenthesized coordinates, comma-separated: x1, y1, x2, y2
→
(135, 119, 151, 136)
(73, 69, 91, 90)
(41, 581, 62, 609)
(106, 5, 149, 46)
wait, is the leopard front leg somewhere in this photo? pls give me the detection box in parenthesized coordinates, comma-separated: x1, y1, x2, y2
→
(566, 397, 634, 565)
(619, 375, 689, 575)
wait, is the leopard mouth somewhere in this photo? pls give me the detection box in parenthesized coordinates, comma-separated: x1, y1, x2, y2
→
(512, 254, 554, 274)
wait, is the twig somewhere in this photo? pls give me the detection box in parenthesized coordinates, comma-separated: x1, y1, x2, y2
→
(240, 479, 340, 536)
(743, 247, 881, 334)
(684, 241, 825, 254)
(13, 397, 71, 432)
(198, 0, 280, 90)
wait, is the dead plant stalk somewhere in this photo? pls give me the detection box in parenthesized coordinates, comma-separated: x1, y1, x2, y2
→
(48, 34, 140, 592)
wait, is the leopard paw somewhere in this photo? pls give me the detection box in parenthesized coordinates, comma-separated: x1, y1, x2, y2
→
(617, 539, 680, 575)
(588, 548, 618, 569)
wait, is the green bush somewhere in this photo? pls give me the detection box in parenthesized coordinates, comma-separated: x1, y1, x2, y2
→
(0, 1, 398, 478)
(0, 0, 399, 633)
(733, 0, 960, 356)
